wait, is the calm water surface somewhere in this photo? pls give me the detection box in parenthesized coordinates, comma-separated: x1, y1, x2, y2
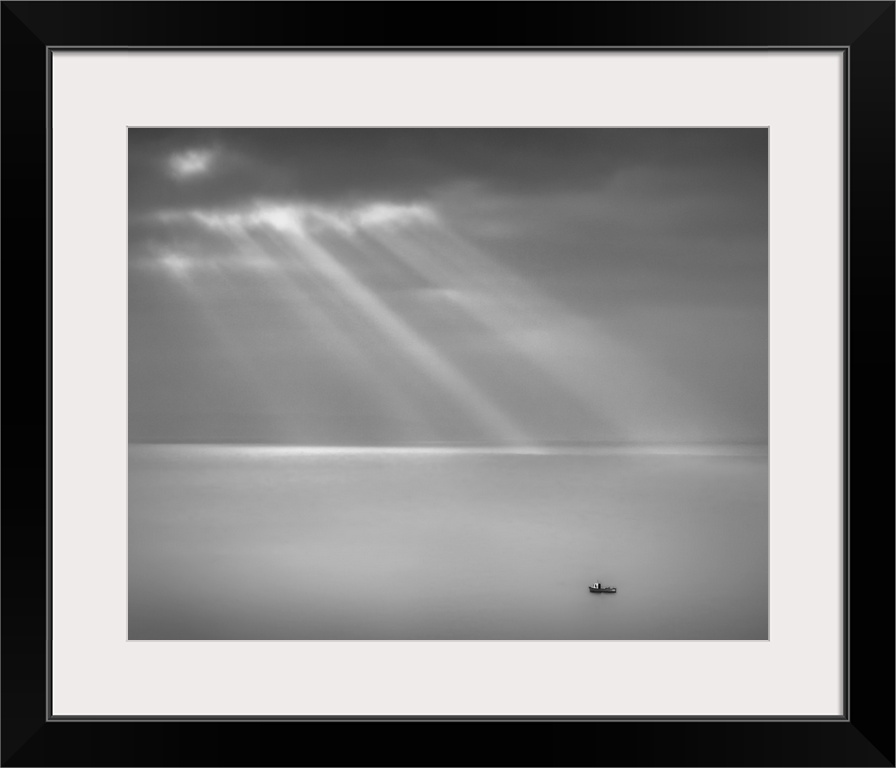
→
(129, 445, 768, 640)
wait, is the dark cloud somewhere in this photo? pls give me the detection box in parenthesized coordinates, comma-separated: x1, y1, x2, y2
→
(129, 128, 766, 213)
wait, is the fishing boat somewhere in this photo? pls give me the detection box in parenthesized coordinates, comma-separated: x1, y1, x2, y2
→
(589, 583, 617, 593)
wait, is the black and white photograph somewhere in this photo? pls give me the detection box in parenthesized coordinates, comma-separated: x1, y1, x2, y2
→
(128, 128, 768, 641)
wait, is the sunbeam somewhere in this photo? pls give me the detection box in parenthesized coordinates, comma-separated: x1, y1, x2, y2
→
(144, 196, 715, 446)
(358, 220, 631, 435)
(362, 218, 733, 444)
(133, 247, 292, 441)
(222, 226, 443, 444)
(283, 229, 533, 445)
(148, 201, 539, 444)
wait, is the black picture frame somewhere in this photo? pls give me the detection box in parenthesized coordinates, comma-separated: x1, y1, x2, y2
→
(2, 2, 893, 765)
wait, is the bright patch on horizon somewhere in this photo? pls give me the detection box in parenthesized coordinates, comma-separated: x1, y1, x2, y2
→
(168, 149, 215, 180)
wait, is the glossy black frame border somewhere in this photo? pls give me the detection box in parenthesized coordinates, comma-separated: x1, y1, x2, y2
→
(2, 2, 893, 766)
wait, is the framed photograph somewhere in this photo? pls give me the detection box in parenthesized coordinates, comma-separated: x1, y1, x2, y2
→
(127, 123, 771, 645)
(3, 2, 892, 765)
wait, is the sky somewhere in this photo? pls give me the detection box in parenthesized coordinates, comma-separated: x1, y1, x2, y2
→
(129, 128, 768, 446)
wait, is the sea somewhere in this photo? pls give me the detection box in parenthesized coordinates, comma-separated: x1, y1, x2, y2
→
(128, 444, 768, 640)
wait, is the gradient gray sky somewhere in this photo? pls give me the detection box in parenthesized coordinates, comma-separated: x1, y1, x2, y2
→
(129, 128, 767, 446)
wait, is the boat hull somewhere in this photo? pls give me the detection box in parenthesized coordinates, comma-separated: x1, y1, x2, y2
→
(589, 587, 617, 593)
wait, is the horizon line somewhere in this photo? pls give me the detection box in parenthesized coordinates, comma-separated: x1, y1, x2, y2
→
(129, 441, 769, 457)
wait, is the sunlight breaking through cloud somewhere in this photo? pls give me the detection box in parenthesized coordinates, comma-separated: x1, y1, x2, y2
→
(157, 251, 195, 279)
(154, 200, 437, 238)
(144, 198, 708, 446)
(168, 148, 216, 179)
(286, 230, 533, 445)
(130, 129, 767, 447)
(141, 198, 537, 444)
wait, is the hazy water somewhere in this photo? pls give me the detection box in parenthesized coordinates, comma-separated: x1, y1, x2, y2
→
(129, 445, 768, 640)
